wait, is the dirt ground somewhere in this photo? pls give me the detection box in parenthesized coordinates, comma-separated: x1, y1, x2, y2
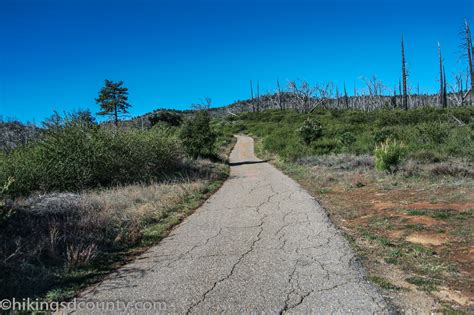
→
(278, 160, 473, 313)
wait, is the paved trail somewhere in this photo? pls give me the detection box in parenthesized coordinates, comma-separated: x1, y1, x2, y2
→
(76, 135, 389, 314)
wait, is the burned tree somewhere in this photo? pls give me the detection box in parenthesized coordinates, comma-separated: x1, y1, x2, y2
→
(465, 19, 474, 96)
(250, 80, 255, 112)
(288, 80, 316, 112)
(256, 80, 261, 112)
(276, 79, 284, 110)
(438, 42, 447, 107)
(401, 35, 408, 110)
(449, 72, 469, 106)
(343, 82, 349, 109)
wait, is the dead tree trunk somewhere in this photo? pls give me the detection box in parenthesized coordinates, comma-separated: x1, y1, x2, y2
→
(256, 80, 260, 112)
(401, 35, 408, 110)
(343, 82, 349, 109)
(391, 85, 397, 108)
(465, 19, 474, 97)
(250, 80, 255, 112)
(438, 42, 447, 107)
(443, 67, 448, 107)
(276, 79, 283, 110)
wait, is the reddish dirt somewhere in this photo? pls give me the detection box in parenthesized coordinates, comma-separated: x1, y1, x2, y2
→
(299, 177, 474, 310)
(404, 201, 474, 211)
(405, 232, 448, 246)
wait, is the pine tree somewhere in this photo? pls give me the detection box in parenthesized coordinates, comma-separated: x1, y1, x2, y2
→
(95, 80, 131, 126)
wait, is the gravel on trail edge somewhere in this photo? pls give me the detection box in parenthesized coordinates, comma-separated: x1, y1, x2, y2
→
(67, 135, 390, 314)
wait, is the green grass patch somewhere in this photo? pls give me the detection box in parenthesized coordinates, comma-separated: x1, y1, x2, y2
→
(369, 276, 402, 291)
(405, 208, 473, 221)
(406, 276, 440, 291)
(358, 228, 392, 246)
(319, 187, 332, 194)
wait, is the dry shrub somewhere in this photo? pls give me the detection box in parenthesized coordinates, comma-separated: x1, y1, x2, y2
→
(400, 159, 423, 177)
(0, 178, 211, 298)
(66, 243, 97, 271)
(399, 158, 474, 179)
(429, 163, 474, 178)
(298, 154, 374, 170)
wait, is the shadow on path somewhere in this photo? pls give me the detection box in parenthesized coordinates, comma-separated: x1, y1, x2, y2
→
(228, 160, 270, 166)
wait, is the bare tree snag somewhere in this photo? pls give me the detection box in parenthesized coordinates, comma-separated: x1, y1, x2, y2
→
(250, 80, 255, 112)
(401, 35, 408, 110)
(438, 42, 447, 107)
(465, 19, 474, 95)
(343, 82, 349, 109)
(256, 80, 260, 112)
(276, 79, 283, 110)
(443, 67, 448, 107)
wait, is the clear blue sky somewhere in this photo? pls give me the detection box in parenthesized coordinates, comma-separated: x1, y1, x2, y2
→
(1, 0, 473, 122)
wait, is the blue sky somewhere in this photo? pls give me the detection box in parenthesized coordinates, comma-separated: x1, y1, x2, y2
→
(1, 0, 473, 122)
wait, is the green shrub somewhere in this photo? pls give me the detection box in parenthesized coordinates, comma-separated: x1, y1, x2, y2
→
(339, 131, 356, 146)
(313, 138, 340, 155)
(372, 128, 397, 145)
(180, 110, 216, 159)
(416, 122, 449, 145)
(148, 111, 183, 127)
(298, 118, 323, 145)
(374, 139, 407, 172)
(0, 117, 182, 196)
(281, 141, 307, 162)
(212, 107, 473, 164)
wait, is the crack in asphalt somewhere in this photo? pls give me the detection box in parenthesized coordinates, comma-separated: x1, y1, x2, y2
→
(75, 135, 389, 315)
(186, 191, 273, 314)
(165, 227, 223, 268)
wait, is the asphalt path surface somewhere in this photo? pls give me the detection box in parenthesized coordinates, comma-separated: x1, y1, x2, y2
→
(71, 135, 389, 314)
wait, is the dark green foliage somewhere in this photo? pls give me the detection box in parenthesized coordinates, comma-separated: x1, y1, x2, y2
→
(148, 111, 183, 127)
(0, 114, 182, 196)
(313, 138, 340, 155)
(96, 80, 131, 126)
(339, 131, 356, 146)
(213, 107, 474, 162)
(180, 110, 216, 159)
(415, 122, 449, 144)
(298, 118, 323, 145)
(372, 128, 397, 145)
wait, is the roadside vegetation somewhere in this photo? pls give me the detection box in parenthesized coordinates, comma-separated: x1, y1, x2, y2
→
(216, 107, 472, 162)
(214, 107, 473, 312)
(0, 81, 231, 300)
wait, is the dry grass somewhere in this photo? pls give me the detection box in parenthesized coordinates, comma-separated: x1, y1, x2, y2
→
(274, 155, 474, 313)
(0, 159, 228, 300)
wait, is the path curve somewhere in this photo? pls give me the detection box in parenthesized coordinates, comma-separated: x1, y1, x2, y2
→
(73, 135, 389, 314)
